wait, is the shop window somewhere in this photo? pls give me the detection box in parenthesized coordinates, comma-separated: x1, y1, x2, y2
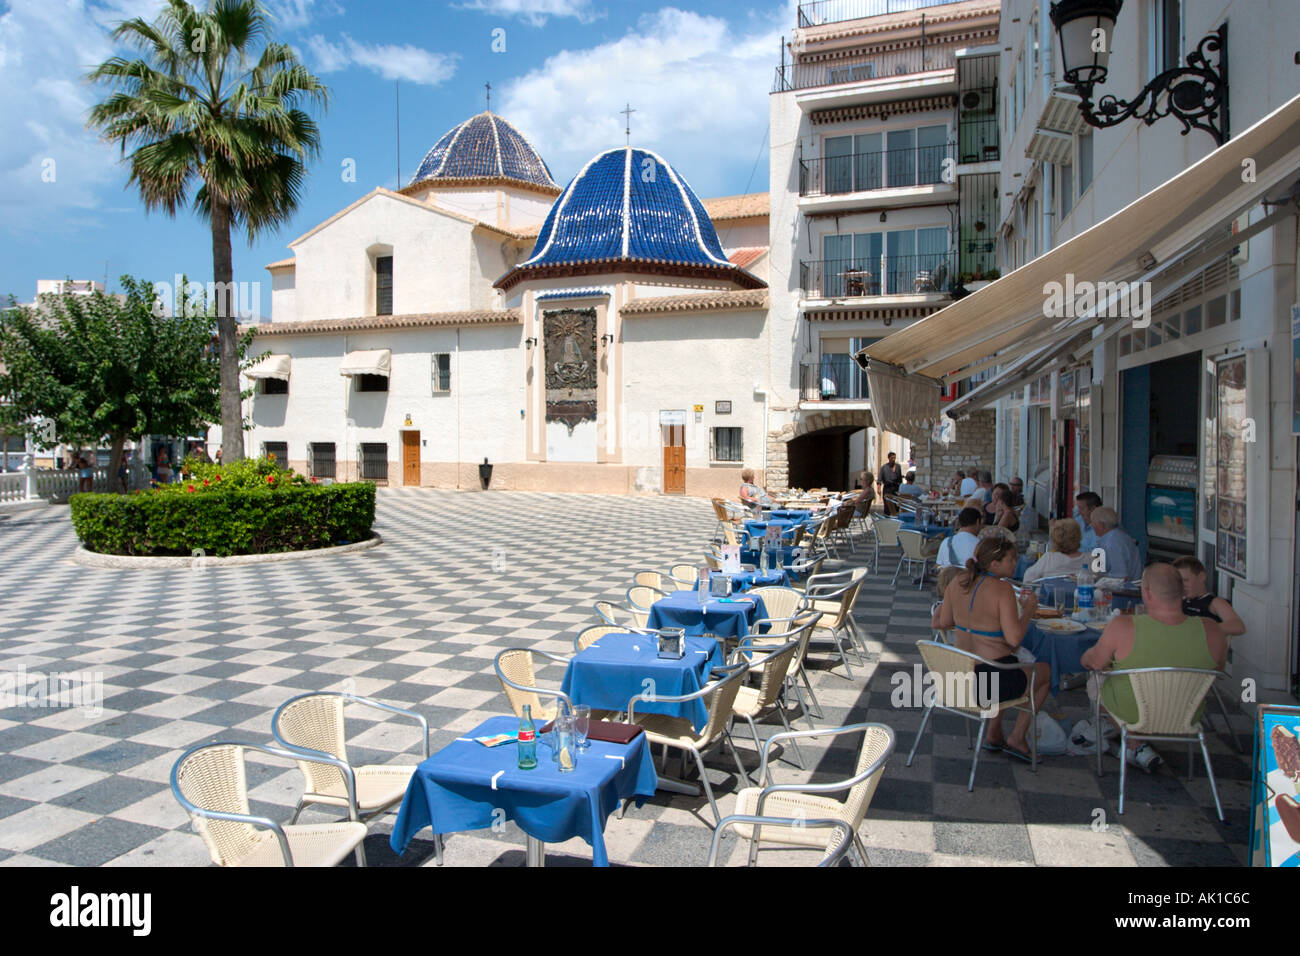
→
(357, 374, 388, 393)
(711, 427, 743, 463)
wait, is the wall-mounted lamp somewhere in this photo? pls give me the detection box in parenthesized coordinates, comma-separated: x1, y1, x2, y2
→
(524, 337, 537, 349)
(1050, 0, 1228, 145)
(600, 333, 614, 346)
(879, 211, 887, 223)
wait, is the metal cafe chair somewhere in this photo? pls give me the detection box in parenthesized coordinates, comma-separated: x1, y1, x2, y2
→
(493, 647, 575, 723)
(1093, 666, 1225, 820)
(707, 815, 858, 866)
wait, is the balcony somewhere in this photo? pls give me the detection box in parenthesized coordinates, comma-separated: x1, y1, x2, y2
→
(957, 115, 999, 165)
(799, 143, 957, 211)
(801, 354, 871, 402)
(797, 0, 971, 28)
(772, 44, 957, 94)
(800, 252, 956, 301)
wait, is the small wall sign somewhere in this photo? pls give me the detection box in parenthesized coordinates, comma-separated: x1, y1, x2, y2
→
(715, 401, 732, 414)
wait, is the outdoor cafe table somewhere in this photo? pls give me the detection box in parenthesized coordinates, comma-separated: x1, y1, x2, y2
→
(1021, 621, 1103, 697)
(646, 590, 769, 641)
(561, 633, 723, 732)
(769, 508, 813, 521)
(389, 715, 658, 867)
(744, 518, 803, 540)
(696, 568, 787, 591)
(740, 543, 798, 566)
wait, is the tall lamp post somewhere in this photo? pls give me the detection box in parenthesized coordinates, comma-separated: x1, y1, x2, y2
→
(1049, 0, 1228, 146)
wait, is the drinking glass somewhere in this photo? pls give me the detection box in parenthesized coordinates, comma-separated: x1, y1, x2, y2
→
(572, 705, 591, 753)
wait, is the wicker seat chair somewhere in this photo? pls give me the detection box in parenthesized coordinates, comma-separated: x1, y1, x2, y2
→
(171, 742, 369, 867)
(574, 623, 624, 653)
(595, 599, 647, 629)
(729, 723, 895, 866)
(803, 568, 870, 678)
(748, 585, 804, 623)
(493, 648, 574, 722)
(626, 584, 667, 617)
(626, 663, 752, 825)
(906, 640, 1038, 791)
(707, 816, 858, 866)
(633, 569, 677, 593)
(728, 638, 805, 770)
(271, 692, 431, 855)
(670, 563, 702, 589)
(894, 529, 941, 590)
(1094, 667, 1225, 819)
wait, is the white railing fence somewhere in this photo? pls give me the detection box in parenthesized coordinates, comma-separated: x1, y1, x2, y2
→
(1, 455, 152, 505)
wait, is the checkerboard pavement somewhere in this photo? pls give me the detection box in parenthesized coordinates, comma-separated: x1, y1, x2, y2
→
(0, 492, 1252, 866)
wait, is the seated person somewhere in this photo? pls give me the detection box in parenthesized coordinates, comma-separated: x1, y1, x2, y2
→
(985, 484, 1019, 532)
(738, 468, 774, 512)
(1172, 556, 1246, 636)
(973, 470, 994, 504)
(899, 471, 923, 498)
(1074, 491, 1102, 554)
(947, 470, 967, 496)
(931, 537, 1050, 758)
(936, 506, 982, 568)
(1007, 476, 1026, 508)
(1023, 518, 1085, 583)
(1081, 563, 1228, 771)
(959, 471, 978, 497)
(1090, 506, 1142, 581)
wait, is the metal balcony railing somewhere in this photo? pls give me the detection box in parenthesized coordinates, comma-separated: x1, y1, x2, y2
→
(772, 43, 958, 92)
(797, 0, 971, 28)
(799, 142, 955, 197)
(957, 116, 1000, 163)
(800, 252, 957, 298)
(801, 355, 871, 401)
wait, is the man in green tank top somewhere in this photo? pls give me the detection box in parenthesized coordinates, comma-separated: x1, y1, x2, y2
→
(1081, 563, 1227, 772)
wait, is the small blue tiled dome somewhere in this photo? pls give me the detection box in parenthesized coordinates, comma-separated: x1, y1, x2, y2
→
(409, 112, 557, 191)
(522, 147, 730, 270)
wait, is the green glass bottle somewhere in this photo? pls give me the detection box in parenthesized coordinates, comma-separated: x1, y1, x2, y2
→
(517, 704, 538, 770)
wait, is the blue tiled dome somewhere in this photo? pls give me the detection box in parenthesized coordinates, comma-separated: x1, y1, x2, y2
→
(408, 112, 557, 191)
(496, 147, 763, 290)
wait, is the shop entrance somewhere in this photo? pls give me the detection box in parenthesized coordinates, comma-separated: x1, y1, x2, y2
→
(787, 427, 861, 491)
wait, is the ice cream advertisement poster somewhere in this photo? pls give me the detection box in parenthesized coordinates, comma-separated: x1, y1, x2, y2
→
(1252, 704, 1300, 866)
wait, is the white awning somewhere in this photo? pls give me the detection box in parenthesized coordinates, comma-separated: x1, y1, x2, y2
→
(339, 349, 392, 377)
(857, 92, 1300, 430)
(244, 353, 292, 381)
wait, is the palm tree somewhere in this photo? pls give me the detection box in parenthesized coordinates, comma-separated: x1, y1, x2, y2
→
(87, 0, 327, 463)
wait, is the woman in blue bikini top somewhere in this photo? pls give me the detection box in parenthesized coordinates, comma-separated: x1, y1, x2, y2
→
(931, 536, 1037, 661)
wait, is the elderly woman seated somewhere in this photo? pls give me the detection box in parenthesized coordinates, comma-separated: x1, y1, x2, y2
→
(1022, 518, 1085, 583)
(738, 468, 775, 514)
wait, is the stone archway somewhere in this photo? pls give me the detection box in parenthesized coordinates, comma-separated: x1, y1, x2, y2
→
(766, 408, 873, 491)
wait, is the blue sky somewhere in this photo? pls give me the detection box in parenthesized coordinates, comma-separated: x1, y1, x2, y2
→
(0, 0, 792, 313)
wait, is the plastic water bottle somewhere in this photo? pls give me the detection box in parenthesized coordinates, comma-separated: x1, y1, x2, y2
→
(517, 704, 538, 770)
(760, 544, 770, 574)
(698, 570, 710, 606)
(1075, 565, 1096, 622)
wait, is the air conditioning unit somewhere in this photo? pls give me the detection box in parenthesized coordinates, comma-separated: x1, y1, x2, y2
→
(961, 89, 994, 114)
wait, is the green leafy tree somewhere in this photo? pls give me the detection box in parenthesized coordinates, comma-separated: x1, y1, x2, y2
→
(87, 0, 327, 463)
(0, 277, 253, 488)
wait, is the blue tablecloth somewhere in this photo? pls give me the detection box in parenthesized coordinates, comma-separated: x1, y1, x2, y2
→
(390, 716, 658, 867)
(744, 519, 803, 540)
(694, 568, 787, 591)
(1021, 622, 1102, 697)
(898, 515, 952, 538)
(769, 509, 812, 521)
(646, 590, 768, 640)
(562, 633, 723, 731)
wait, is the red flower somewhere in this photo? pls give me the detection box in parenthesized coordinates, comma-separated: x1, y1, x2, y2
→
(267, 452, 277, 461)
(214, 474, 222, 482)
(267, 475, 275, 484)
(311, 476, 318, 484)
(187, 485, 196, 493)
(202, 480, 210, 487)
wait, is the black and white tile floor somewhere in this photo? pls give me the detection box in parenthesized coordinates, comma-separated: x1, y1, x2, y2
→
(0, 490, 1251, 866)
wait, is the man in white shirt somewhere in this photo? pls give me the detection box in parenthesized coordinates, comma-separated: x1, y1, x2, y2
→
(1091, 506, 1143, 581)
(937, 507, 983, 568)
(959, 471, 977, 497)
(973, 470, 994, 504)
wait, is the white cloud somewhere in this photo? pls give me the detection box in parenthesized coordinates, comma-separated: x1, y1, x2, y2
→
(498, 6, 790, 196)
(453, 0, 601, 27)
(301, 33, 458, 85)
(264, 0, 345, 32)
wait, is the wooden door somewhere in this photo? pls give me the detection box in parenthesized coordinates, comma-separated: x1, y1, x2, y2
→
(662, 424, 685, 495)
(401, 431, 420, 487)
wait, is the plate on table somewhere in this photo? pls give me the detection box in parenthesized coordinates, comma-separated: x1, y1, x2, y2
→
(1037, 618, 1086, 635)
(1034, 608, 1063, 619)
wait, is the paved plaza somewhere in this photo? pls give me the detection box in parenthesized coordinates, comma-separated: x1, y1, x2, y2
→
(0, 490, 1252, 866)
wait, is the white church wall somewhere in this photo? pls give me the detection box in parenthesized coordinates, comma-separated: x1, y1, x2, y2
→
(269, 269, 296, 321)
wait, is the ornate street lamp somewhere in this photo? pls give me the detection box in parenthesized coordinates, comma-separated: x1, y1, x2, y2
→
(1049, 0, 1228, 145)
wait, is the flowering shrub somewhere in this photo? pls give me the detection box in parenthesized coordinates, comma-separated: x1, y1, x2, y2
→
(70, 455, 374, 556)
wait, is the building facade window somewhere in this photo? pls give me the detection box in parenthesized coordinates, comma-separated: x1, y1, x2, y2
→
(360, 442, 388, 480)
(711, 427, 743, 463)
(357, 373, 389, 393)
(1078, 132, 1094, 196)
(1148, 0, 1183, 80)
(263, 441, 288, 463)
(376, 255, 393, 316)
(432, 353, 451, 393)
(823, 124, 948, 193)
(309, 442, 336, 479)
(821, 226, 950, 295)
(1060, 162, 1074, 218)
(260, 377, 288, 395)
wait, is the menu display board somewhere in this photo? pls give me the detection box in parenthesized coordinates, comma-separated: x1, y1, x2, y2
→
(1251, 704, 1300, 866)
(1214, 354, 1249, 580)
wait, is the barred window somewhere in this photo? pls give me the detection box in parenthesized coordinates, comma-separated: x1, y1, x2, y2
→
(376, 256, 393, 316)
(309, 442, 336, 479)
(432, 353, 451, 393)
(360, 442, 388, 480)
(263, 441, 288, 464)
(711, 427, 743, 463)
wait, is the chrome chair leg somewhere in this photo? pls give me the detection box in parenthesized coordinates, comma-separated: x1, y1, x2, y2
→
(1118, 728, 1128, 815)
(968, 718, 987, 792)
(906, 703, 934, 767)
(692, 749, 722, 825)
(1199, 731, 1225, 821)
(1211, 684, 1244, 753)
